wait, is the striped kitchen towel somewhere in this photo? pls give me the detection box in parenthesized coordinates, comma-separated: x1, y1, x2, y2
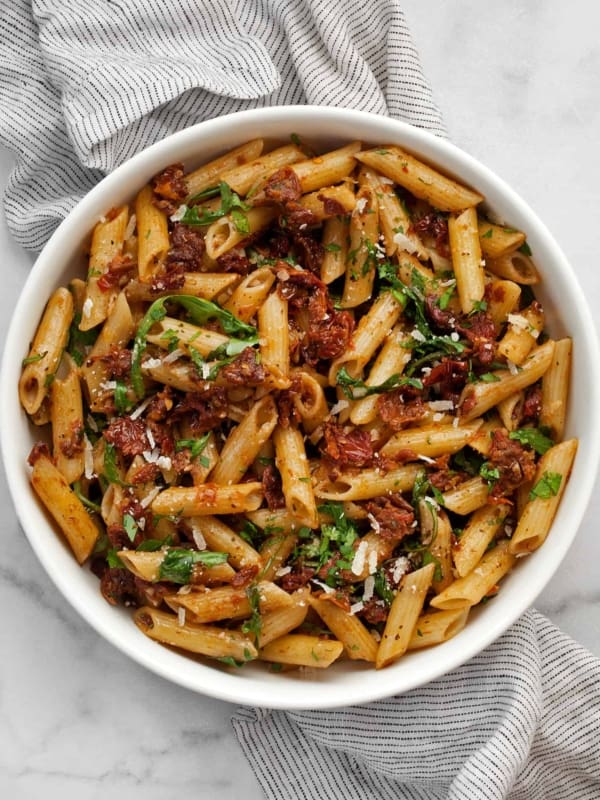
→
(233, 609, 600, 800)
(0, 0, 444, 250)
(1, 4, 599, 800)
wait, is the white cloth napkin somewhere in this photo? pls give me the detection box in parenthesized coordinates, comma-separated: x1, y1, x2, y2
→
(1, 3, 599, 799)
(0, 0, 444, 250)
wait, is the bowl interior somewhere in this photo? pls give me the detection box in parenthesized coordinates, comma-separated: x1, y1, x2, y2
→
(2, 106, 598, 709)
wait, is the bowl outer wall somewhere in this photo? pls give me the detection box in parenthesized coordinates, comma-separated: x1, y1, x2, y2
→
(2, 106, 599, 709)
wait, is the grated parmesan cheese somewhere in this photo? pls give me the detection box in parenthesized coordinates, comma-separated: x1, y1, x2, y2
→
(177, 606, 186, 627)
(350, 601, 364, 616)
(310, 578, 336, 594)
(367, 549, 378, 575)
(393, 231, 419, 255)
(143, 357, 163, 370)
(82, 297, 94, 319)
(391, 556, 410, 584)
(411, 328, 427, 343)
(367, 512, 380, 533)
(162, 347, 185, 364)
(156, 455, 172, 471)
(351, 540, 369, 576)
(83, 435, 95, 480)
(191, 524, 207, 550)
(170, 204, 188, 222)
(363, 574, 375, 602)
(124, 213, 137, 240)
(139, 486, 161, 509)
(129, 395, 153, 420)
(355, 197, 368, 214)
(275, 566, 292, 577)
(329, 399, 350, 416)
(507, 313, 529, 331)
(507, 359, 519, 376)
(146, 426, 156, 450)
(428, 400, 454, 412)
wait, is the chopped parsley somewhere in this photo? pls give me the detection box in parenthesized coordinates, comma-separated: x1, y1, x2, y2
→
(529, 471, 562, 501)
(22, 351, 47, 367)
(67, 311, 99, 366)
(179, 181, 249, 229)
(175, 433, 211, 466)
(123, 513, 138, 542)
(509, 428, 554, 455)
(518, 241, 533, 256)
(241, 584, 263, 644)
(480, 462, 500, 488)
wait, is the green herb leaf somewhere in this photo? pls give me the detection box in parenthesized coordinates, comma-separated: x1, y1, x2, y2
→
(107, 549, 125, 568)
(231, 207, 249, 233)
(422, 550, 443, 582)
(481, 228, 493, 239)
(509, 428, 554, 455)
(478, 372, 501, 383)
(103, 442, 131, 487)
(123, 513, 138, 542)
(480, 462, 501, 486)
(158, 548, 229, 584)
(114, 380, 132, 414)
(67, 311, 99, 366)
(72, 481, 101, 513)
(529, 471, 562, 501)
(175, 432, 211, 463)
(241, 584, 262, 644)
(518, 241, 533, 256)
(324, 242, 341, 253)
(22, 351, 47, 367)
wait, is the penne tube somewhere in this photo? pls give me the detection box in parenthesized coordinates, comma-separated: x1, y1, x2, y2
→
(185, 139, 264, 196)
(376, 562, 435, 668)
(205, 206, 278, 260)
(81, 206, 129, 329)
(467, 414, 502, 457)
(478, 221, 526, 258)
(361, 166, 426, 259)
(141, 358, 201, 394)
(273, 425, 319, 528)
(330, 291, 402, 382)
(341, 183, 379, 307)
(539, 338, 572, 441)
(136, 185, 169, 283)
(309, 596, 378, 662)
(430, 540, 515, 611)
(80, 292, 135, 411)
(258, 589, 310, 647)
(51, 361, 85, 485)
(453, 503, 510, 578)
(485, 279, 522, 328)
(187, 516, 263, 570)
(497, 303, 544, 365)
(289, 141, 361, 193)
(134, 606, 258, 660)
(485, 251, 540, 285)
(314, 465, 421, 502)
(147, 316, 229, 357)
(259, 531, 300, 582)
(381, 420, 483, 459)
(419, 501, 453, 593)
(448, 207, 485, 314)
(30, 452, 99, 564)
(259, 291, 290, 388)
(19, 287, 74, 415)
(459, 341, 555, 421)
(221, 143, 304, 196)
(320, 215, 350, 284)
(356, 146, 484, 212)
(349, 327, 413, 426)
(497, 392, 523, 432)
(509, 439, 578, 554)
(165, 580, 293, 624)
(289, 371, 329, 433)
(407, 608, 470, 650)
(223, 267, 276, 322)
(259, 634, 344, 669)
(210, 395, 278, 485)
(152, 482, 264, 517)
(442, 477, 490, 515)
(125, 272, 240, 303)
(297, 184, 356, 220)
(247, 508, 305, 532)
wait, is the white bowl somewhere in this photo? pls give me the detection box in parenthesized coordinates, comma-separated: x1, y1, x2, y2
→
(2, 106, 599, 709)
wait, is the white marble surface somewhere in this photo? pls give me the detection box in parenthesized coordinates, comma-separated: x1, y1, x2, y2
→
(1, 1, 599, 797)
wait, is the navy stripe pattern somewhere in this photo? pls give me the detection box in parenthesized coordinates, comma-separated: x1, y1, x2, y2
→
(0, 0, 445, 250)
(233, 611, 600, 799)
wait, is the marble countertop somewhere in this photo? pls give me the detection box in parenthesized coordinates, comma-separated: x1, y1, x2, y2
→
(1, 1, 599, 797)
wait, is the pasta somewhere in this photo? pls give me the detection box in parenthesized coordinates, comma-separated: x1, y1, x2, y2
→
(21, 136, 575, 674)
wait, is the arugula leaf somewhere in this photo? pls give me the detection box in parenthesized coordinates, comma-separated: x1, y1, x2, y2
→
(422, 550, 443, 582)
(509, 428, 554, 455)
(241, 584, 262, 644)
(477, 372, 501, 383)
(158, 548, 229, 584)
(114, 380, 132, 414)
(217, 656, 247, 668)
(185, 185, 221, 204)
(374, 568, 395, 606)
(518, 241, 533, 256)
(72, 481, 101, 513)
(529, 471, 562, 501)
(67, 311, 99, 366)
(136, 536, 174, 552)
(324, 242, 341, 253)
(180, 181, 249, 228)
(437, 281, 456, 310)
(107, 549, 125, 568)
(123, 513, 138, 542)
(336, 367, 423, 399)
(103, 443, 131, 487)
